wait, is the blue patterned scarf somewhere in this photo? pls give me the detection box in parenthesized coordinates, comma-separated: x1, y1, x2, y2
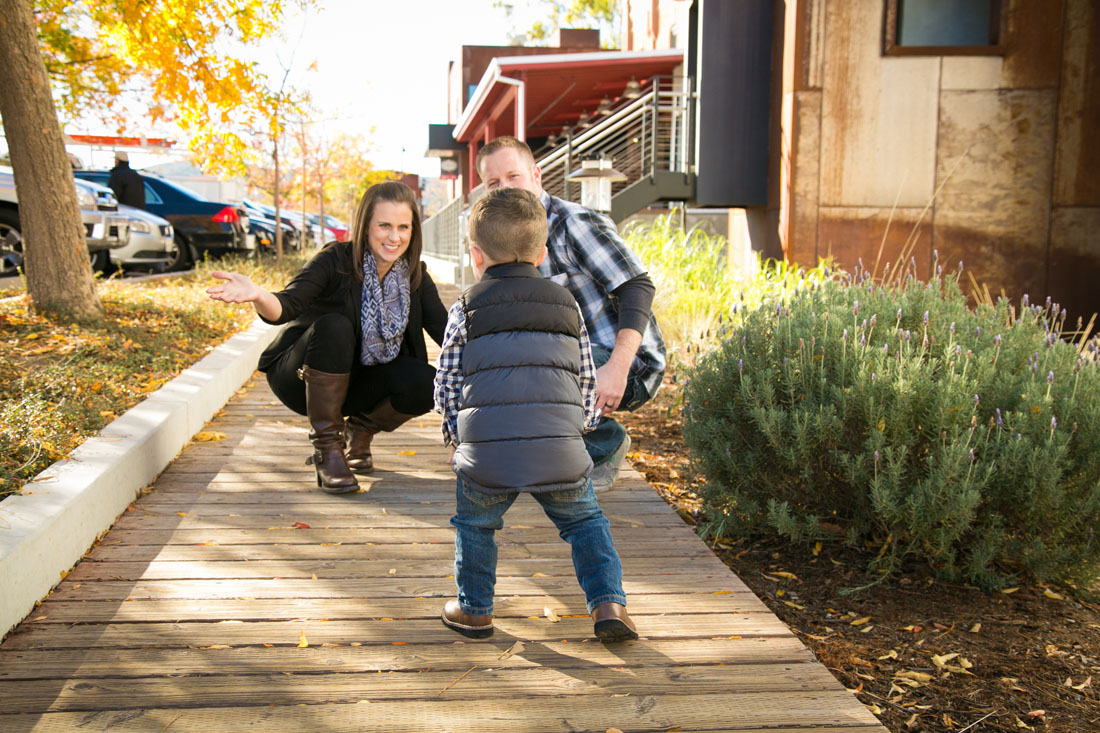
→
(359, 251, 410, 366)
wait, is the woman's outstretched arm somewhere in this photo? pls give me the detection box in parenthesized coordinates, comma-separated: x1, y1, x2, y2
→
(206, 271, 283, 322)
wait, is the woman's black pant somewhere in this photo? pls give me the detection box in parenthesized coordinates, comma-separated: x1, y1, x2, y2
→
(264, 313, 436, 418)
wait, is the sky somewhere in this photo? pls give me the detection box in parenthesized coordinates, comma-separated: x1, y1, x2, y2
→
(65, 0, 545, 176)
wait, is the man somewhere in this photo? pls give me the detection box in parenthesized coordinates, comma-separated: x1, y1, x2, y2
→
(475, 136, 666, 492)
(107, 151, 145, 209)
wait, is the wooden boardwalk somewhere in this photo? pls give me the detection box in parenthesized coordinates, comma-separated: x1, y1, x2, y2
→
(0, 291, 885, 731)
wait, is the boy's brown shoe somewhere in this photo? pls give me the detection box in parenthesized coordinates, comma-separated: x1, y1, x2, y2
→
(591, 602, 638, 643)
(441, 599, 494, 639)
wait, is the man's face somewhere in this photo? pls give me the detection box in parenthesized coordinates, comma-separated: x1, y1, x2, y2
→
(479, 147, 542, 195)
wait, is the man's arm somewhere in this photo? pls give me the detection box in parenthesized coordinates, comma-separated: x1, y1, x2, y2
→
(596, 273, 655, 413)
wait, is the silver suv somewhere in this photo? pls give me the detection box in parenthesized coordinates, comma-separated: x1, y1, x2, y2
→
(0, 167, 129, 276)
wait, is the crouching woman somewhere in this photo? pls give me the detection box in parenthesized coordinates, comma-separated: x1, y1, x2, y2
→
(206, 181, 447, 493)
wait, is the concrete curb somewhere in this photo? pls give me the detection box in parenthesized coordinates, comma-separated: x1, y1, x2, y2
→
(0, 319, 283, 638)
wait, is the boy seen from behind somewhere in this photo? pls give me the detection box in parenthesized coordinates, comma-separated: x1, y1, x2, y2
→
(433, 187, 637, 643)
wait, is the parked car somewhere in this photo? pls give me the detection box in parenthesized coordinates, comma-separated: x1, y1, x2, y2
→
(248, 213, 300, 255)
(74, 170, 252, 271)
(243, 199, 318, 248)
(105, 204, 176, 273)
(0, 167, 129, 276)
(308, 213, 348, 242)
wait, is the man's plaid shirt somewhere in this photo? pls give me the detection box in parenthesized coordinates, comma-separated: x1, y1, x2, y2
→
(538, 191, 666, 398)
(434, 298, 600, 447)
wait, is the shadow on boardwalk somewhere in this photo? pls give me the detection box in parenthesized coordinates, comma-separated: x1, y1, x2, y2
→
(0, 285, 884, 732)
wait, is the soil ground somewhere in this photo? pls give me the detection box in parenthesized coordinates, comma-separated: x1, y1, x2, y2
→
(617, 369, 1100, 732)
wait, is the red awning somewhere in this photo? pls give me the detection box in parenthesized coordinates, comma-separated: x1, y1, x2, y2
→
(452, 49, 684, 143)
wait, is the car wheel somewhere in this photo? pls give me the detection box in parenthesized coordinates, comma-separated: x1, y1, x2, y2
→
(165, 235, 193, 272)
(0, 209, 24, 277)
(89, 249, 111, 274)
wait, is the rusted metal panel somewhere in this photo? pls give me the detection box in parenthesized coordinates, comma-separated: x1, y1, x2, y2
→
(1054, 0, 1100, 206)
(816, 206, 932, 279)
(820, 0, 939, 207)
(1001, 0, 1065, 88)
(933, 89, 1056, 304)
(1048, 207, 1100, 320)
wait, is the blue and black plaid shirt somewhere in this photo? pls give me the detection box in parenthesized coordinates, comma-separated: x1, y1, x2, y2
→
(538, 192, 666, 399)
(434, 298, 600, 447)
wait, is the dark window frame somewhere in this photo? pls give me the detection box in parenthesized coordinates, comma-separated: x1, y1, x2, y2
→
(883, 0, 1004, 56)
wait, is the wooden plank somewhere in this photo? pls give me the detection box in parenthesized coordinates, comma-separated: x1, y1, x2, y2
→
(0, 662, 849, 713)
(26, 592, 771, 624)
(0, 636, 815, 680)
(0, 692, 884, 732)
(0, 613, 793, 650)
(42, 575, 751, 602)
(65, 553, 735, 581)
(85, 539, 714, 563)
(95, 524, 703, 546)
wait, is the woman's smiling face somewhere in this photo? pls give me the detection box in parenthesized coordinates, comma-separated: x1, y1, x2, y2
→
(368, 200, 413, 276)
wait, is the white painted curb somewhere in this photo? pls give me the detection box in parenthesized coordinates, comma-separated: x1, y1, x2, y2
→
(0, 319, 283, 638)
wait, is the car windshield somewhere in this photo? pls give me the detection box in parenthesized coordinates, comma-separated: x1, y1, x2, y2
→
(151, 177, 210, 202)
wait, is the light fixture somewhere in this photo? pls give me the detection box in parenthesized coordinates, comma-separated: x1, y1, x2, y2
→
(577, 112, 592, 129)
(623, 77, 642, 99)
(596, 95, 612, 115)
(546, 133, 558, 147)
(565, 156, 628, 213)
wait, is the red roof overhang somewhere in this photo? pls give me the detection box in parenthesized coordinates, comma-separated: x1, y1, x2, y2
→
(452, 49, 684, 143)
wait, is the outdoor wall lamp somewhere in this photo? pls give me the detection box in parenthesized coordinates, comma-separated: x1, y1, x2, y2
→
(623, 77, 642, 99)
(566, 157, 627, 213)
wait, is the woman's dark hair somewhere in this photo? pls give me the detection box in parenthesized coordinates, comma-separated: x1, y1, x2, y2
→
(349, 180, 423, 290)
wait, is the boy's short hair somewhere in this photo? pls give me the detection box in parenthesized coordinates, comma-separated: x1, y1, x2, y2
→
(467, 187, 548, 264)
(475, 136, 534, 176)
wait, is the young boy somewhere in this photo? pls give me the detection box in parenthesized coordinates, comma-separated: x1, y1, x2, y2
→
(433, 187, 637, 643)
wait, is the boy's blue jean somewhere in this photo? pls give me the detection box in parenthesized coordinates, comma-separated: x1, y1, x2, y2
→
(450, 477, 627, 616)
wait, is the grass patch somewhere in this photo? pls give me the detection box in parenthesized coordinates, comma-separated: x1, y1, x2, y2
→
(0, 254, 308, 499)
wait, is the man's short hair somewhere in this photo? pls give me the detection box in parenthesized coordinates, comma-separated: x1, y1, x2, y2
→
(475, 136, 534, 176)
(468, 187, 547, 264)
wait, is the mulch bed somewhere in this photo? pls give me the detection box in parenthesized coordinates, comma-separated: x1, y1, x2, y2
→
(617, 370, 1100, 732)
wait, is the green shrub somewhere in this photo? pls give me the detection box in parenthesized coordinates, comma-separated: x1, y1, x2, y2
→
(683, 259, 1100, 590)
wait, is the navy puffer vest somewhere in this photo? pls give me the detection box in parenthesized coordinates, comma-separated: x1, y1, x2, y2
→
(453, 262, 593, 494)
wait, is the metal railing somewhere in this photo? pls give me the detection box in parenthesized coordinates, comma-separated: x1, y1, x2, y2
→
(421, 75, 694, 266)
(538, 76, 694, 204)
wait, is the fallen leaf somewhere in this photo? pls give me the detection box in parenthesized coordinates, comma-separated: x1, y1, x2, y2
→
(1001, 587, 1019, 594)
(388, 568, 397, 576)
(193, 431, 226, 442)
(531, 572, 550, 578)
(969, 623, 981, 633)
(895, 670, 934, 683)
(201, 644, 232, 649)
(311, 573, 318, 581)
(176, 512, 189, 517)
(850, 616, 871, 626)
(545, 607, 561, 623)
(396, 450, 415, 456)
(298, 632, 309, 648)
(31, 616, 47, 622)
(1043, 589, 1065, 600)
(292, 522, 311, 529)
(783, 600, 806, 610)
(812, 541, 822, 556)
(1026, 710, 1045, 719)
(1071, 676, 1092, 690)
(773, 571, 800, 581)
(877, 650, 898, 661)
(931, 652, 959, 667)
(497, 641, 526, 660)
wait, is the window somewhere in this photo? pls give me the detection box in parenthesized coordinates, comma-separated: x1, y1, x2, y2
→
(143, 183, 163, 205)
(884, 0, 1002, 56)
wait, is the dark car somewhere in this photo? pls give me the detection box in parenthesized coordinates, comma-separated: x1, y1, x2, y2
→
(74, 170, 253, 271)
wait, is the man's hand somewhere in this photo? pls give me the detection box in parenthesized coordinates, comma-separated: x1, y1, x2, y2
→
(595, 359, 630, 414)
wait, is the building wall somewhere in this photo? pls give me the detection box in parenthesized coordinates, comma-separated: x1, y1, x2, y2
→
(785, 0, 1100, 318)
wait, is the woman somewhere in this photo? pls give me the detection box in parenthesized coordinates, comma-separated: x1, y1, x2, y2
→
(207, 181, 447, 494)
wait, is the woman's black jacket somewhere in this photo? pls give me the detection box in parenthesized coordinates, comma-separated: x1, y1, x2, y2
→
(257, 241, 448, 372)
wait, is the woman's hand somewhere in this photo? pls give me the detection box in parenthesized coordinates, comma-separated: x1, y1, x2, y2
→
(206, 271, 262, 303)
(206, 271, 283, 321)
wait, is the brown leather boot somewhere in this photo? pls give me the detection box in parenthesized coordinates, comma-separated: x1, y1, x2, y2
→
(441, 599, 493, 639)
(591, 602, 638, 643)
(300, 366, 358, 494)
(345, 398, 418, 473)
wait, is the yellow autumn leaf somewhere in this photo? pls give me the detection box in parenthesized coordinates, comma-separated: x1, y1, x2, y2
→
(895, 670, 934, 683)
(298, 631, 309, 648)
(877, 649, 898, 661)
(931, 652, 958, 667)
(176, 512, 189, 517)
(969, 623, 981, 633)
(782, 600, 806, 610)
(1001, 587, 1019, 594)
(1043, 589, 1065, 600)
(201, 644, 232, 649)
(396, 450, 415, 456)
(812, 541, 822, 556)
(849, 616, 871, 626)
(773, 571, 799, 581)
(544, 607, 561, 623)
(531, 572, 550, 578)
(193, 431, 226, 442)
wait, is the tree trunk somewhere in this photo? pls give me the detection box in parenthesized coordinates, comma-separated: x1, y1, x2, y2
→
(0, 0, 103, 320)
